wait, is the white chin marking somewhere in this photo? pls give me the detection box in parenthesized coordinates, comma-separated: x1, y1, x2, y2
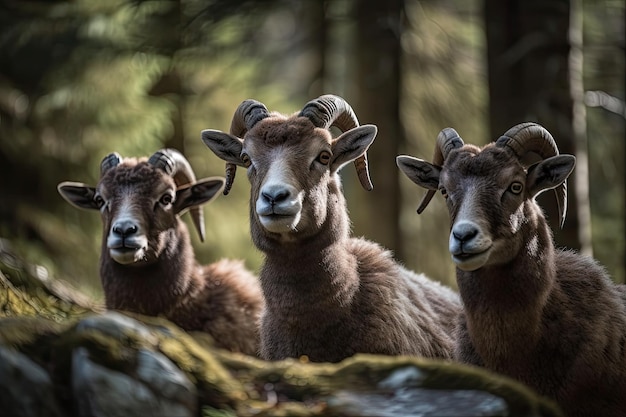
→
(110, 249, 145, 265)
(259, 214, 299, 234)
(452, 251, 490, 271)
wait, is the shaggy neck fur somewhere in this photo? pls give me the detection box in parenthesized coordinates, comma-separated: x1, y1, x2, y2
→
(256, 178, 356, 302)
(100, 219, 198, 317)
(456, 201, 555, 375)
(456, 199, 626, 417)
(253, 178, 365, 361)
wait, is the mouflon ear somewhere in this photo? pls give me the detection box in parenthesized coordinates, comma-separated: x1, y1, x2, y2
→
(330, 125, 377, 173)
(57, 182, 99, 210)
(396, 155, 443, 214)
(175, 177, 226, 242)
(526, 154, 576, 228)
(175, 177, 226, 214)
(526, 155, 576, 197)
(201, 130, 247, 167)
(396, 155, 442, 191)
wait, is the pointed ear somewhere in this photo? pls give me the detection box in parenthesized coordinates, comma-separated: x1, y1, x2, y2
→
(526, 155, 576, 197)
(396, 155, 441, 191)
(57, 182, 99, 210)
(330, 125, 377, 173)
(201, 129, 246, 167)
(174, 177, 226, 214)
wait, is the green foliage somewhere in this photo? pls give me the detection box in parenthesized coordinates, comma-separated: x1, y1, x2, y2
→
(399, 1, 488, 287)
(582, 0, 625, 283)
(0, 0, 623, 297)
(202, 407, 237, 417)
(0, 0, 290, 292)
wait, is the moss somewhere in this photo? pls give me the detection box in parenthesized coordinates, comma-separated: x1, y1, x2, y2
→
(0, 245, 564, 417)
(409, 358, 564, 417)
(158, 329, 249, 409)
(202, 406, 238, 417)
(0, 316, 73, 367)
(0, 269, 93, 322)
(95, 312, 251, 409)
(204, 353, 563, 417)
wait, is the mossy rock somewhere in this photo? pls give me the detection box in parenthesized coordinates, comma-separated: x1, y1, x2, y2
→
(0, 242, 563, 417)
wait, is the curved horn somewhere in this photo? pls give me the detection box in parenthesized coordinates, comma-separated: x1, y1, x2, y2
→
(223, 99, 271, 195)
(299, 94, 373, 191)
(148, 149, 206, 241)
(495, 122, 560, 161)
(100, 152, 122, 177)
(416, 128, 464, 214)
(495, 122, 567, 227)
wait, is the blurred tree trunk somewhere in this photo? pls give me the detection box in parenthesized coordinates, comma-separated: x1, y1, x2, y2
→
(484, 0, 591, 253)
(349, 0, 405, 259)
(148, 2, 185, 154)
(568, 0, 592, 256)
(150, 71, 186, 153)
(302, 1, 328, 97)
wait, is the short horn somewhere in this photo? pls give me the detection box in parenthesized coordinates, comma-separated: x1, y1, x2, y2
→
(299, 94, 373, 191)
(149, 149, 206, 241)
(223, 163, 237, 196)
(495, 122, 567, 227)
(416, 128, 464, 214)
(223, 99, 271, 195)
(100, 152, 122, 177)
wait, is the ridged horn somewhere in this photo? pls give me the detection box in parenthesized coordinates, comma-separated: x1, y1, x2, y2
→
(100, 152, 122, 177)
(417, 128, 464, 214)
(223, 99, 271, 195)
(148, 149, 206, 241)
(299, 94, 373, 191)
(495, 122, 567, 228)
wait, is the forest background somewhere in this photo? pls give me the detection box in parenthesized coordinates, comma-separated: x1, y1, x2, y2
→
(0, 0, 623, 300)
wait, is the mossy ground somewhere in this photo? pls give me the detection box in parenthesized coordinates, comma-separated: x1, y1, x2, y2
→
(0, 248, 564, 417)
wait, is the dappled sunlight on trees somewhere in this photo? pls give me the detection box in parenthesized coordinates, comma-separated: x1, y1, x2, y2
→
(0, 0, 623, 299)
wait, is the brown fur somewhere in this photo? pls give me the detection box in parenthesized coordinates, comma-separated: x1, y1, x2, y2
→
(100, 226, 263, 356)
(443, 145, 626, 417)
(68, 158, 264, 356)
(244, 116, 461, 362)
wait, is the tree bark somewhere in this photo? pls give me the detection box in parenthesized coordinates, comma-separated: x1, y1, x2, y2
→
(484, 0, 591, 252)
(349, 0, 405, 259)
(302, 1, 328, 97)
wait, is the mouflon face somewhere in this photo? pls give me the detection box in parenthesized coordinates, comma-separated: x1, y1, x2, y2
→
(398, 142, 575, 271)
(58, 157, 225, 266)
(202, 117, 377, 244)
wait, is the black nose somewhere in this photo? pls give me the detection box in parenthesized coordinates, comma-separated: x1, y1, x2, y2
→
(112, 220, 138, 237)
(452, 222, 479, 243)
(262, 186, 291, 205)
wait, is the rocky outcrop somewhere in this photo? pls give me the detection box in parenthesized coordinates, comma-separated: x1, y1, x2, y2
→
(0, 240, 564, 417)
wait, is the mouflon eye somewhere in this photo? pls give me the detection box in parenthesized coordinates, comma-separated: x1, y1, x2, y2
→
(317, 150, 331, 165)
(509, 182, 523, 194)
(241, 153, 251, 168)
(94, 194, 105, 209)
(159, 193, 173, 205)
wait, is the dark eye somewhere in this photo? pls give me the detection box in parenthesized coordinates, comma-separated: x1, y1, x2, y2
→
(94, 194, 105, 209)
(241, 153, 251, 168)
(440, 188, 448, 199)
(509, 182, 523, 194)
(317, 150, 331, 165)
(160, 193, 173, 205)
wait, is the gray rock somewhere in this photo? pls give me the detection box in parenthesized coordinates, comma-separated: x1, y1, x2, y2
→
(135, 349, 197, 409)
(0, 346, 63, 417)
(71, 312, 197, 417)
(0, 253, 565, 417)
(75, 311, 159, 345)
(328, 388, 508, 417)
